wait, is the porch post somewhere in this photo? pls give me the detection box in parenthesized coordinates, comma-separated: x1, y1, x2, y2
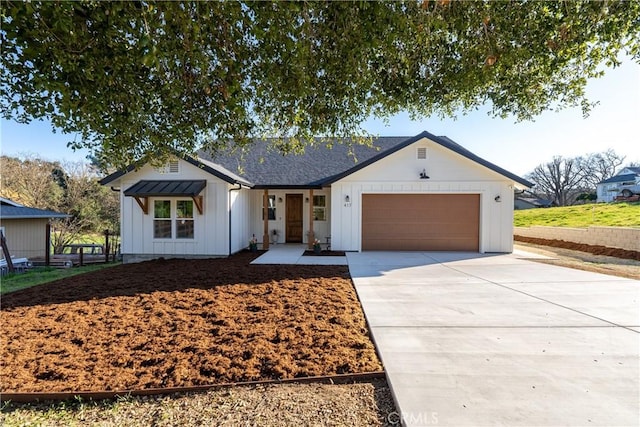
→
(308, 189, 315, 249)
(262, 189, 270, 250)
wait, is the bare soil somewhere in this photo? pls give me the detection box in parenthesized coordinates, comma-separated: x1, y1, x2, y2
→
(514, 235, 640, 261)
(0, 251, 382, 393)
(302, 250, 347, 256)
(514, 242, 640, 280)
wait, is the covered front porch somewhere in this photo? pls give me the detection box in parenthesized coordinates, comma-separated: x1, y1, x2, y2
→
(249, 187, 331, 251)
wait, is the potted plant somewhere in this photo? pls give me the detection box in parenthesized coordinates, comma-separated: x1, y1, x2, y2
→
(249, 235, 258, 252)
(313, 238, 322, 255)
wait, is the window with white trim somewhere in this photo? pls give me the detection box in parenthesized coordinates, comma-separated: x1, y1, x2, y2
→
(153, 200, 194, 239)
(262, 195, 276, 220)
(176, 200, 194, 238)
(154, 200, 172, 238)
(313, 195, 326, 221)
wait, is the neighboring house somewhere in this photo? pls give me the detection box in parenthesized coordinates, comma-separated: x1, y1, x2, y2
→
(0, 197, 69, 259)
(100, 131, 533, 263)
(596, 167, 640, 202)
(514, 194, 552, 210)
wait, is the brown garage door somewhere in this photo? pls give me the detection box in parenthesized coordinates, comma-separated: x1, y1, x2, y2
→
(362, 194, 480, 251)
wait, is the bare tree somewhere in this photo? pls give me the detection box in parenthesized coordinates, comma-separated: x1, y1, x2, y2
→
(526, 156, 586, 206)
(526, 150, 627, 206)
(580, 149, 626, 190)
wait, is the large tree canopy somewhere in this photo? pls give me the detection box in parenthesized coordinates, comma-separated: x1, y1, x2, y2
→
(2, 1, 639, 167)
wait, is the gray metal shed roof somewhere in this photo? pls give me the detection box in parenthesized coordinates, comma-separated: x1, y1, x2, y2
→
(0, 205, 70, 219)
(123, 180, 207, 197)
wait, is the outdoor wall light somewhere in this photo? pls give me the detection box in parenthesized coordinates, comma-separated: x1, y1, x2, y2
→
(419, 169, 430, 179)
(494, 195, 502, 202)
(345, 195, 350, 203)
(305, 197, 309, 203)
(278, 197, 283, 203)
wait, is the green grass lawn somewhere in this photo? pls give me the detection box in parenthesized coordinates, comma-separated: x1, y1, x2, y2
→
(1, 263, 120, 295)
(514, 202, 640, 228)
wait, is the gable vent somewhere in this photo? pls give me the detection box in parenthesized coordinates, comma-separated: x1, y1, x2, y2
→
(156, 160, 180, 174)
(417, 147, 427, 160)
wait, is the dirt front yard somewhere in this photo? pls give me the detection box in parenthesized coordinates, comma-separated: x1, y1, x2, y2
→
(0, 252, 382, 393)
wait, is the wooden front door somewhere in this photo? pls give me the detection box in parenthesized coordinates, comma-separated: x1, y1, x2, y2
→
(286, 194, 303, 243)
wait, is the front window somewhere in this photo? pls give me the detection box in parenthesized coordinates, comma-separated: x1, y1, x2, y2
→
(176, 200, 194, 238)
(262, 195, 276, 220)
(313, 195, 326, 221)
(153, 199, 194, 239)
(154, 200, 172, 238)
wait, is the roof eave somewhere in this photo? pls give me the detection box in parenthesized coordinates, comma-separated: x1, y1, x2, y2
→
(251, 184, 324, 190)
(99, 156, 253, 187)
(1, 214, 70, 219)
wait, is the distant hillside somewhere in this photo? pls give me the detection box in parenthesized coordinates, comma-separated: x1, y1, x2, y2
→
(514, 203, 640, 228)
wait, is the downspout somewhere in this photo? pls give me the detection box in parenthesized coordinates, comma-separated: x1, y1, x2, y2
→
(228, 184, 243, 256)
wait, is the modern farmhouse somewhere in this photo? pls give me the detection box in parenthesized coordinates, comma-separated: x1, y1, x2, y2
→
(100, 131, 532, 263)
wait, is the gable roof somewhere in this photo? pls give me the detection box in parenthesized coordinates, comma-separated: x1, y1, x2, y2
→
(0, 204, 69, 220)
(100, 132, 532, 189)
(598, 173, 640, 185)
(200, 137, 409, 188)
(99, 156, 252, 186)
(622, 167, 640, 174)
(201, 132, 533, 188)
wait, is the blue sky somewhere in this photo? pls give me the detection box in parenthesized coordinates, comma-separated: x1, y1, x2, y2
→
(1, 58, 638, 177)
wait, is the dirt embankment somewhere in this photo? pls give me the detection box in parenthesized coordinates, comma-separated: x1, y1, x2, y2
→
(514, 235, 640, 261)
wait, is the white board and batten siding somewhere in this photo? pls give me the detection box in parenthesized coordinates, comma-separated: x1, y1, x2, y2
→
(119, 159, 250, 262)
(229, 187, 251, 254)
(330, 137, 516, 253)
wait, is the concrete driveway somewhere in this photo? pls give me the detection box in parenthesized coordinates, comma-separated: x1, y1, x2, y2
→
(347, 251, 640, 426)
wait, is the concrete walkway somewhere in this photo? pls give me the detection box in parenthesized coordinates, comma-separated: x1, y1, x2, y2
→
(347, 251, 640, 426)
(251, 244, 347, 265)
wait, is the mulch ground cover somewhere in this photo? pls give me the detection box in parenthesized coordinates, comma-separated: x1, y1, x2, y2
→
(515, 236, 640, 261)
(302, 250, 347, 256)
(0, 252, 381, 393)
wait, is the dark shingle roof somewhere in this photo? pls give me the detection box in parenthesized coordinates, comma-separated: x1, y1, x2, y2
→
(200, 132, 533, 188)
(0, 205, 69, 219)
(516, 197, 552, 208)
(100, 132, 532, 188)
(199, 137, 408, 188)
(598, 173, 639, 185)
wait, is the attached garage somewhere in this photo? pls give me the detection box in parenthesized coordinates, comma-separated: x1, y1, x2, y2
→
(361, 194, 480, 251)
